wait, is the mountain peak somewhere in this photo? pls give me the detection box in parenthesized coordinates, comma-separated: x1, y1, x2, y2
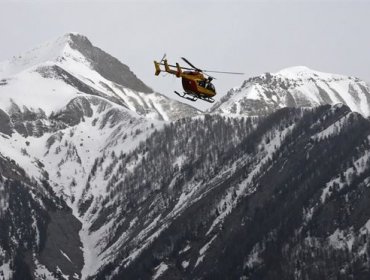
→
(63, 31, 87, 38)
(0, 33, 200, 122)
(277, 65, 312, 75)
(275, 65, 347, 80)
(0, 33, 85, 78)
(63, 32, 93, 49)
(46, 32, 90, 47)
(0, 32, 152, 93)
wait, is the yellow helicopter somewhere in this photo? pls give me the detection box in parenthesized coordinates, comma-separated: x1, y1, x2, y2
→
(154, 55, 243, 103)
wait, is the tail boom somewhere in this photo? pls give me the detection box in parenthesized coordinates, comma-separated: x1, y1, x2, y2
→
(154, 59, 182, 77)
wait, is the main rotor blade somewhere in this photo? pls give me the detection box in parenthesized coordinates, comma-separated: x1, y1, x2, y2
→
(181, 57, 201, 71)
(181, 57, 244, 75)
(201, 72, 215, 79)
(203, 70, 244, 75)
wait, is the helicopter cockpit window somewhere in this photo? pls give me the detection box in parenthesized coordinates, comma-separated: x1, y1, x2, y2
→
(198, 80, 206, 88)
(206, 83, 215, 91)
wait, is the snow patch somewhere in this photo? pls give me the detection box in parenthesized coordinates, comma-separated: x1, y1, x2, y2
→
(60, 250, 73, 263)
(195, 235, 217, 268)
(328, 229, 355, 251)
(0, 260, 13, 280)
(181, 260, 189, 269)
(152, 262, 168, 280)
(34, 258, 58, 280)
(179, 244, 191, 254)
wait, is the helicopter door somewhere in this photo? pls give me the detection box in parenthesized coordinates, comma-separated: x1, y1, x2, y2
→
(182, 78, 198, 93)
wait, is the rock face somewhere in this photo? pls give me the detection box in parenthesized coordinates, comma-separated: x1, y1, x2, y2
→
(211, 66, 370, 117)
(0, 155, 83, 280)
(67, 33, 152, 94)
(0, 109, 12, 136)
(2, 33, 370, 280)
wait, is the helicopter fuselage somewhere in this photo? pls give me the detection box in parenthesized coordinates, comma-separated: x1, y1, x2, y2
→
(154, 59, 217, 102)
(181, 71, 216, 98)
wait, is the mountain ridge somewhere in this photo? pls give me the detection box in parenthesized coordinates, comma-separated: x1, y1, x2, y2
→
(211, 66, 370, 117)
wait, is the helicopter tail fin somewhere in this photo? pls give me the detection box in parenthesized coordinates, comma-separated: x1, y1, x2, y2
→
(154, 61, 161, 76)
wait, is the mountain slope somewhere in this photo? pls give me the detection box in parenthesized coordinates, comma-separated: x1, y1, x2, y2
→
(211, 66, 370, 117)
(3, 92, 370, 279)
(0, 152, 84, 280)
(0, 33, 178, 279)
(89, 104, 370, 280)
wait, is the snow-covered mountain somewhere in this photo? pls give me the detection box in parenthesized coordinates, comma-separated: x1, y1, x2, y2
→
(0, 33, 199, 279)
(4, 101, 370, 279)
(0, 32, 200, 122)
(211, 66, 370, 117)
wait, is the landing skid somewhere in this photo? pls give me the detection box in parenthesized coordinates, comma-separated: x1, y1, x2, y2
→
(174, 91, 215, 103)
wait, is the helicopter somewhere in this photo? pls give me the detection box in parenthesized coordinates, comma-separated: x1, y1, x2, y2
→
(154, 55, 244, 103)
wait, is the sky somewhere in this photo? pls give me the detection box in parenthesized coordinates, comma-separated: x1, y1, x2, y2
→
(0, 0, 369, 110)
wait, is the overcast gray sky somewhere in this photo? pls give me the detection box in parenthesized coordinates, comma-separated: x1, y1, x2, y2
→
(1, 0, 369, 110)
